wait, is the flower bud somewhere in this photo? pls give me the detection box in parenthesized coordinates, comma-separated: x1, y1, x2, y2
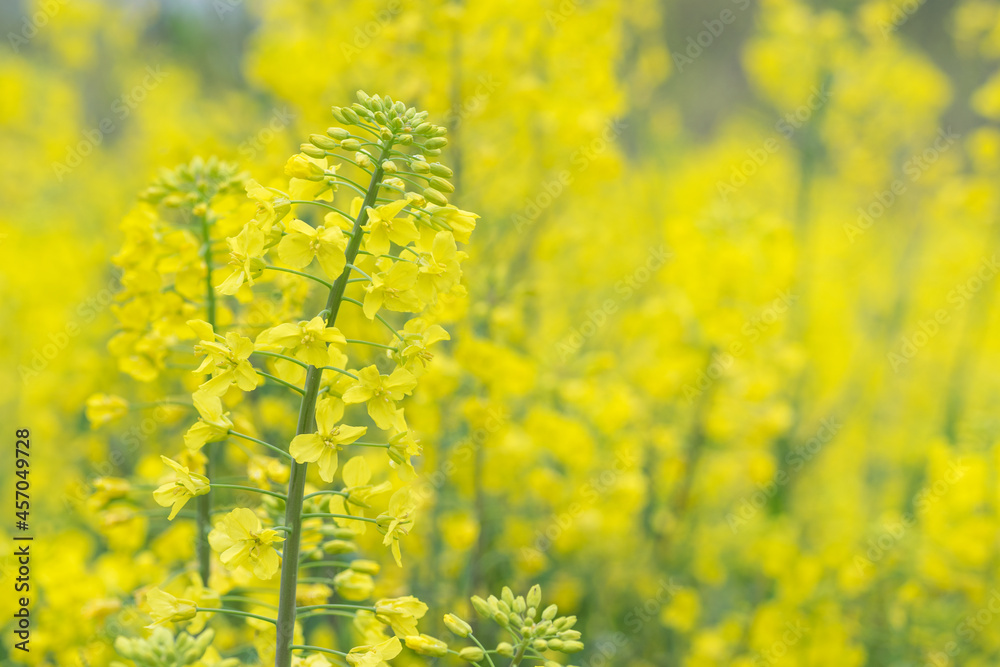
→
(381, 160, 398, 174)
(429, 176, 454, 193)
(423, 187, 448, 206)
(349, 559, 380, 575)
(444, 613, 473, 637)
(471, 595, 493, 618)
(404, 634, 449, 657)
(532, 639, 548, 651)
(285, 154, 326, 181)
(414, 122, 433, 135)
(341, 107, 360, 124)
(542, 604, 558, 620)
(496, 642, 515, 658)
(424, 137, 448, 150)
(340, 138, 361, 151)
(331, 106, 348, 123)
(310, 133, 338, 150)
(458, 647, 485, 662)
(374, 111, 388, 125)
(527, 585, 542, 609)
(562, 640, 584, 653)
(300, 143, 326, 159)
(322, 539, 356, 554)
(398, 133, 413, 145)
(411, 160, 431, 173)
(356, 152, 373, 168)
(547, 638, 564, 651)
(327, 127, 350, 140)
(493, 611, 510, 627)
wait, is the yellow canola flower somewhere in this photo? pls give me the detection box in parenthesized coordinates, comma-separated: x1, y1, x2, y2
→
(362, 199, 418, 256)
(183, 393, 234, 450)
(256, 316, 346, 368)
(374, 596, 427, 637)
(285, 154, 338, 201)
(423, 203, 478, 244)
(393, 318, 450, 375)
(342, 365, 417, 431)
(153, 456, 210, 520)
(245, 178, 291, 231)
(327, 456, 391, 534)
(345, 636, 402, 667)
(288, 397, 367, 482)
(362, 260, 422, 320)
(208, 508, 285, 580)
(84, 394, 129, 428)
(217, 223, 267, 295)
(333, 568, 375, 601)
(376, 487, 419, 566)
(412, 230, 464, 302)
(276, 218, 348, 279)
(188, 319, 261, 397)
(144, 587, 197, 627)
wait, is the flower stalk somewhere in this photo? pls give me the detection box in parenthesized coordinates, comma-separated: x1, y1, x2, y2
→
(273, 146, 390, 667)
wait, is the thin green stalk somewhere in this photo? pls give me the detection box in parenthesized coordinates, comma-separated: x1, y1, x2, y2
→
(274, 143, 391, 667)
(258, 371, 307, 395)
(197, 211, 216, 586)
(196, 607, 277, 624)
(229, 430, 293, 460)
(210, 484, 287, 501)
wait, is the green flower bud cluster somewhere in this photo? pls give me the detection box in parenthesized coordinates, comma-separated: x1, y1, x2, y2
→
(320, 91, 457, 208)
(140, 156, 247, 211)
(427, 585, 584, 666)
(113, 627, 235, 667)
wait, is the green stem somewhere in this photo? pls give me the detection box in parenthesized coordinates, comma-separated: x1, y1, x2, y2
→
(301, 513, 378, 523)
(210, 484, 287, 501)
(274, 142, 391, 667)
(345, 338, 395, 350)
(196, 607, 276, 624)
(197, 211, 216, 586)
(254, 350, 310, 369)
(258, 371, 306, 395)
(229, 430, 293, 460)
(264, 265, 334, 289)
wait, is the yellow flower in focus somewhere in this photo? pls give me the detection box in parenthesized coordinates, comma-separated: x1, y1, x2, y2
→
(288, 397, 367, 482)
(85, 394, 129, 428)
(217, 223, 267, 295)
(424, 203, 478, 243)
(246, 178, 290, 231)
(342, 365, 416, 431)
(183, 393, 233, 450)
(362, 199, 418, 256)
(144, 587, 197, 627)
(276, 219, 348, 279)
(208, 507, 285, 579)
(393, 318, 450, 375)
(256, 316, 346, 367)
(153, 456, 210, 520)
(362, 260, 422, 320)
(188, 320, 261, 397)
(346, 636, 402, 667)
(376, 487, 419, 566)
(374, 596, 427, 637)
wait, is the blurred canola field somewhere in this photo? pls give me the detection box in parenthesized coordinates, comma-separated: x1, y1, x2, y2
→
(3, 0, 1000, 665)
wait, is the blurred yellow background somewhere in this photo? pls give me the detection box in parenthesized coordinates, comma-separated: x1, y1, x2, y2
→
(3, 0, 1000, 665)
